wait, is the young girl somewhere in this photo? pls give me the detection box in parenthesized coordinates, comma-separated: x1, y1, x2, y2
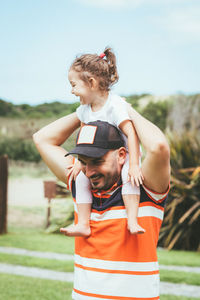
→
(65, 47, 145, 236)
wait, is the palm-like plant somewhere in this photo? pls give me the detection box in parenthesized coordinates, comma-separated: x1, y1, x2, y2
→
(159, 132, 200, 251)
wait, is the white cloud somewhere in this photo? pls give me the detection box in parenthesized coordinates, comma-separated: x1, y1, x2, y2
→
(77, 0, 191, 10)
(77, 0, 144, 10)
(159, 5, 200, 41)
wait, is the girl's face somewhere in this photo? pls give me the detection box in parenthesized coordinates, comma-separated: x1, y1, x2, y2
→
(68, 69, 93, 105)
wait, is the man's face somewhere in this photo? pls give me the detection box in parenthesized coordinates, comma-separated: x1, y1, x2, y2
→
(78, 150, 123, 190)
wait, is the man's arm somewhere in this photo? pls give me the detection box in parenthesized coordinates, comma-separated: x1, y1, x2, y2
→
(128, 105, 170, 193)
(33, 112, 80, 184)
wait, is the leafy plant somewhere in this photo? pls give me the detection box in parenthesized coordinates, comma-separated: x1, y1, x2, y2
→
(159, 133, 200, 251)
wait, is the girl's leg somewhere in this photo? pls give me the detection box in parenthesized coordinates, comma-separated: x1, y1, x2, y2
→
(60, 171, 92, 237)
(122, 156, 145, 234)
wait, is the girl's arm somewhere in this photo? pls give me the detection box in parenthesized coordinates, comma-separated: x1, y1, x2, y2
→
(119, 120, 143, 186)
(33, 112, 80, 184)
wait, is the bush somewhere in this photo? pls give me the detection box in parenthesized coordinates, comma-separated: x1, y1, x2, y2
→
(140, 100, 172, 131)
(159, 133, 200, 251)
(0, 137, 41, 162)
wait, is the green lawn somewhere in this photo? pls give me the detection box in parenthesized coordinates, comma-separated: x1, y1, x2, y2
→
(160, 269, 200, 286)
(158, 248, 200, 267)
(0, 228, 74, 254)
(160, 296, 198, 300)
(0, 273, 73, 300)
(0, 253, 74, 272)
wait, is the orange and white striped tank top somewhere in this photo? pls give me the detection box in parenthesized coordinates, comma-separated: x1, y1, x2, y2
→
(69, 179, 169, 300)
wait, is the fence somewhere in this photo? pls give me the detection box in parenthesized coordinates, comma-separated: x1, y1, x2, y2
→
(0, 155, 8, 234)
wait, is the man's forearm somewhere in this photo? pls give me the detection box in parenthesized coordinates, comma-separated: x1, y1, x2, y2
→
(33, 112, 80, 183)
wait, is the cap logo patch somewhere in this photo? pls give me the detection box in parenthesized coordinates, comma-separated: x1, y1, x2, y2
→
(77, 125, 97, 145)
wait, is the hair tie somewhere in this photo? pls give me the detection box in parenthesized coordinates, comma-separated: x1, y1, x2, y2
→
(99, 53, 106, 59)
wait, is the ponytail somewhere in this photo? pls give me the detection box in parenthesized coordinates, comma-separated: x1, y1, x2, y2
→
(104, 47, 119, 86)
(70, 47, 119, 92)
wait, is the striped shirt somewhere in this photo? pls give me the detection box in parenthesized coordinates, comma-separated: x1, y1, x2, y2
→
(69, 179, 169, 300)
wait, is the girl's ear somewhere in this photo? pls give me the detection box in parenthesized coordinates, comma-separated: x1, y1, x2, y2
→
(88, 77, 98, 90)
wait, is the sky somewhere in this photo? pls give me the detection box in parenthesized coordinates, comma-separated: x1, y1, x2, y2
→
(0, 0, 200, 105)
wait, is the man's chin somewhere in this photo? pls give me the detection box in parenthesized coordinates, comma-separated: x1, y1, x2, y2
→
(90, 179, 104, 190)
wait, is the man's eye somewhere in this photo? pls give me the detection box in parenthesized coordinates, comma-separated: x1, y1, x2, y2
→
(79, 160, 86, 166)
(95, 160, 103, 165)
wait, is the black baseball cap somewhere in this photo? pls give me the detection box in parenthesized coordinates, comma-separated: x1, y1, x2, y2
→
(65, 121, 125, 158)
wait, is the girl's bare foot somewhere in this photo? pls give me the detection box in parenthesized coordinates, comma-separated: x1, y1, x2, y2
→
(60, 224, 91, 237)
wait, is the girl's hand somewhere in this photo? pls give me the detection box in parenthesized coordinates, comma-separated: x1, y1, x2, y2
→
(128, 165, 144, 187)
(66, 160, 82, 181)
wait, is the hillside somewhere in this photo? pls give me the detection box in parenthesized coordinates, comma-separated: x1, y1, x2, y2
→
(0, 99, 79, 119)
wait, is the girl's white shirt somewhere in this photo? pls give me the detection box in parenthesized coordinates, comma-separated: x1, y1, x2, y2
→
(76, 93, 130, 129)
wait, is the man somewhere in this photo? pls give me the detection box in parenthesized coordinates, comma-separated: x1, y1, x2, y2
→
(33, 106, 170, 300)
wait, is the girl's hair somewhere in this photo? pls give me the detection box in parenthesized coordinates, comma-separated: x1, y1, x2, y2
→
(70, 47, 119, 91)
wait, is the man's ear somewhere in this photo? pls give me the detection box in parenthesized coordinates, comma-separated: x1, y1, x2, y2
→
(117, 147, 126, 165)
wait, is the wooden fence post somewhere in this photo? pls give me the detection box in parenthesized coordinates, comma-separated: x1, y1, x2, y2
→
(0, 155, 8, 234)
(43, 181, 56, 228)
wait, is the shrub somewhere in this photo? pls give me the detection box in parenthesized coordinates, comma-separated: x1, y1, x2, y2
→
(159, 133, 200, 251)
(0, 137, 41, 162)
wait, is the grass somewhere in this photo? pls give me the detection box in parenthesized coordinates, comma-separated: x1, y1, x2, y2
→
(158, 248, 200, 267)
(0, 253, 74, 272)
(160, 296, 198, 300)
(160, 269, 200, 286)
(0, 274, 198, 300)
(0, 273, 73, 300)
(0, 228, 74, 254)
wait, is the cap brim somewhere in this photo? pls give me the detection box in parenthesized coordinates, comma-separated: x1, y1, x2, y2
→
(65, 146, 109, 158)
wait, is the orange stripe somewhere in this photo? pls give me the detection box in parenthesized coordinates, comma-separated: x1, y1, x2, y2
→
(75, 263, 159, 275)
(75, 217, 161, 262)
(73, 288, 159, 300)
(92, 192, 113, 198)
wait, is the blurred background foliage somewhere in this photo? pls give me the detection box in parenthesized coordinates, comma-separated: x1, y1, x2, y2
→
(0, 94, 200, 250)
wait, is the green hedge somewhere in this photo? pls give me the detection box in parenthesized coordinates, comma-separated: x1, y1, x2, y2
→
(0, 137, 41, 162)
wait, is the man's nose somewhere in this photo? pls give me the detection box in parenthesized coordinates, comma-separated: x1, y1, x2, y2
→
(85, 164, 96, 178)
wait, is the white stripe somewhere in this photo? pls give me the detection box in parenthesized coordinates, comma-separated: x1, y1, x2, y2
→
(138, 206, 164, 220)
(74, 266, 159, 298)
(90, 206, 163, 221)
(75, 254, 159, 272)
(143, 185, 168, 201)
(90, 209, 127, 221)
